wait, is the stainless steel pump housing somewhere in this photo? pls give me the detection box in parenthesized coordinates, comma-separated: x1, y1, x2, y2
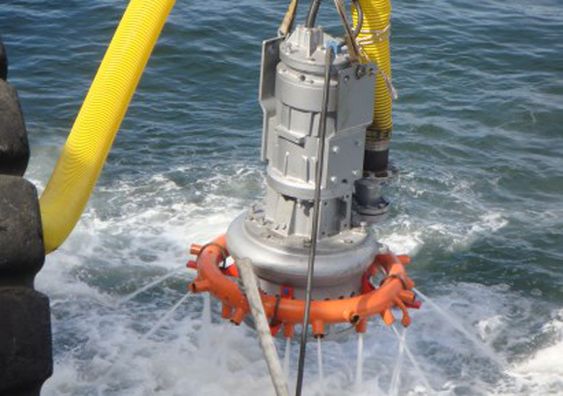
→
(227, 26, 382, 299)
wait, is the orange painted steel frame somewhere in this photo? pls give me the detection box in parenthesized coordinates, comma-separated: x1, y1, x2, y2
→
(189, 235, 417, 338)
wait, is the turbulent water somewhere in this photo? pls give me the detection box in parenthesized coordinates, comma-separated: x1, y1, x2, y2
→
(2, 0, 562, 395)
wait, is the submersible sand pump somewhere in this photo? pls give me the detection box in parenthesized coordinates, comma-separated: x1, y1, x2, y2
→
(2, 0, 421, 393)
(188, 0, 419, 363)
(185, 1, 423, 395)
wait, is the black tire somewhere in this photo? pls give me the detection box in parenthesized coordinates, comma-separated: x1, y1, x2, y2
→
(0, 175, 45, 286)
(0, 287, 52, 395)
(0, 38, 52, 395)
(0, 80, 29, 176)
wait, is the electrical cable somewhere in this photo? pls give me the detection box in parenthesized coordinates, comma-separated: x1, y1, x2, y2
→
(305, 0, 322, 28)
(294, 45, 335, 396)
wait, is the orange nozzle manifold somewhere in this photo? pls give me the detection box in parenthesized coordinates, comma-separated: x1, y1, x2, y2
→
(283, 323, 295, 338)
(190, 243, 202, 256)
(189, 235, 417, 333)
(221, 303, 233, 319)
(356, 318, 368, 333)
(382, 309, 395, 326)
(230, 307, 247, 325)
(312, 320, 325, 338)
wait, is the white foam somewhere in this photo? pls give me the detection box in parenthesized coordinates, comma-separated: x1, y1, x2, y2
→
(40, 281, 563, 395)
(32, 162, 559, 396)
(499, 310, 563, 394)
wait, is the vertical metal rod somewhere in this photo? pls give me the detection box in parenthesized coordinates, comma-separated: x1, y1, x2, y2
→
(294, 45, 335, 396)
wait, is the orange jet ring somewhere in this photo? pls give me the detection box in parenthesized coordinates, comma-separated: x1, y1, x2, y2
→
(188, 235, 419, 338)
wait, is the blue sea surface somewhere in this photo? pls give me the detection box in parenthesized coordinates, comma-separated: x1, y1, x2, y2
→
(1, 1, 562, 394)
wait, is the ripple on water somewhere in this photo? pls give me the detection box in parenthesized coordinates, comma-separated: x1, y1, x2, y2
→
(2, 0, 562, 394)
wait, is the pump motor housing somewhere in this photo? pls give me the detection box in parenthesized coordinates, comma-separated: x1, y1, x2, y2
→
(227, 26, 382, 300)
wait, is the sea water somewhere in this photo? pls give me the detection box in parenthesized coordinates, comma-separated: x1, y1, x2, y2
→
(1, 0, 562, 394)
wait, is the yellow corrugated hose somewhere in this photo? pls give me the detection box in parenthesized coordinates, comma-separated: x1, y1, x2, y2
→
(40, 0, 175, 253)
(352, 0, 393, 139)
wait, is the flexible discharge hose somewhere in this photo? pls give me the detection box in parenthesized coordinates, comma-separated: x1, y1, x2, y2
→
(352, 0, 393, 173)
(40, 0, 175, 253)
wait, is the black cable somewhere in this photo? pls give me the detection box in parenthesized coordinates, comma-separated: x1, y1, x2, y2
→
(294, 45, 335, 396)
(305, 0, 322, 28)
